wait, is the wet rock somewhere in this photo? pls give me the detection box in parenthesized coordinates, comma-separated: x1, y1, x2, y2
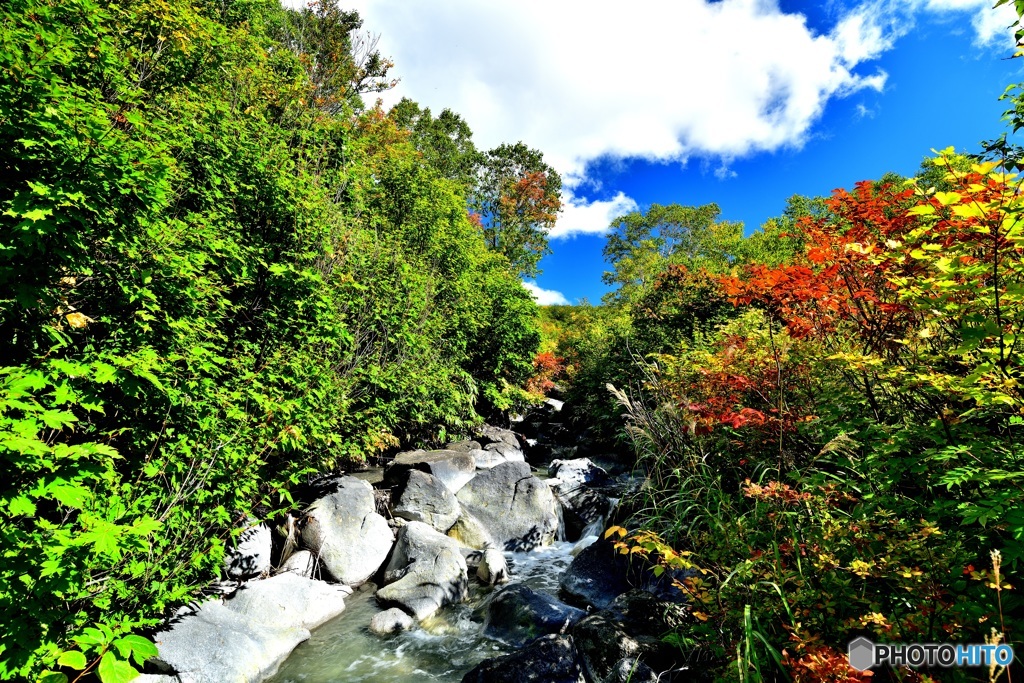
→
(560, 536, 695, 609)
(376, 521, 469, 620)
(224, 523, 272, 580)
(369, 607, 415, 635)
(223, 572, 350, 630)
(385, 449, 477, 493)
(477, 547, 509, 586)
(573, 590, 691, 683)
(461, 634, 585, 683)
(555, 486, 613, 542)
(151, 601, 308, 683)
(456, 461, 559, 551)
(392, 469, 461, 532)
(483, 584, 586, 647)
(299, 477, 393, 586)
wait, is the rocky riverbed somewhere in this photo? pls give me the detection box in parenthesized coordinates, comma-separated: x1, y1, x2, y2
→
(137, 401, 700, 683)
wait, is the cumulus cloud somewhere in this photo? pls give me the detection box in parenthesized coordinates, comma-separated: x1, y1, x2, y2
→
(296, 0, 1015, 245)
(552, 191, 639, 239)
(347, 0, 892, 179)
(522, 281, 570, 306)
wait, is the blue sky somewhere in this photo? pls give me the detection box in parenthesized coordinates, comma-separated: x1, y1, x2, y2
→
(343, 0, 1024, 304)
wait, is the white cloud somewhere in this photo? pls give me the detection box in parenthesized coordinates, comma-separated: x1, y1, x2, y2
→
(921, 0, 1018, 46)
(522, 281, 570, 306)
(551, 191, 639, 239)
(345, 0, 892, 181)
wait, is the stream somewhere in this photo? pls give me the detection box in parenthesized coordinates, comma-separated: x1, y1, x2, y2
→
(267, 540, 580, 683)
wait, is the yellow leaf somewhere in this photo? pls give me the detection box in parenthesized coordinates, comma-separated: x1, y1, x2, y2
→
(935, 191, 961, 206)
(65, 312, 91, 329)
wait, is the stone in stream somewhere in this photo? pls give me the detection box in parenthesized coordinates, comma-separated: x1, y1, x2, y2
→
(483, 584, 586, 647)
(385, 449, 477, 493)
(376, 521, 469, 620)
(476, 546, 509, 585)
(369, 607, 415, 635)
(392, 469, 462, 533)
(455, 461, 559, 551)
(299, 477, 394, 586)
(573, 590, 692, 683)
(548, 458, 612, 489)
(223, 522, 272, 580)
(475, 425, 522, 450)
(223, 572, 351, 631)
(445, 439, 483, 452)
(552, 484, 613, 542)
(275, 549, 325, 580)
(559, 535, 695, 609)
(150, 600, 309, 683)
(461, 634, 586, 683)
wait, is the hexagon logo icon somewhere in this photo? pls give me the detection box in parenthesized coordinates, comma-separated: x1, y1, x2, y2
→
(848, 637, 875, 671)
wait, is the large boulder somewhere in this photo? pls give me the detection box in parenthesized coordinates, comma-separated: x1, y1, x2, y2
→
(385, 449, 476, 493)
(573, 590, 691, 683)
(223, 572, 350, 630)
(456, 461, 559, 551)
(553, 486, 613, 542)
(445, 439, 483, 452)
(558, 536, 633, 609)
(476, 425, 522, 450)
(483, 584, 586, 647)
(299, 477, 393, 586)
(447, 510, 497, 549)
(151, 601, 308, 683)
(471, 446, 525, 470)
(376, 521, 469, 620)
(461, 634, 585, 683)
(223, 523, 272, 580)
(392, 469, 461, 532)
(560, 536, 695, 609)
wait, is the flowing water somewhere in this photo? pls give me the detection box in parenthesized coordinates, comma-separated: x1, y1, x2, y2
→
(266, 541, 579, 683)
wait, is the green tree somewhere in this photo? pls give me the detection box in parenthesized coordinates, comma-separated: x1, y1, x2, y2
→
(472, 142, 562, 278)
(389, 98, 481, 192)
(602, 202, 742, 303)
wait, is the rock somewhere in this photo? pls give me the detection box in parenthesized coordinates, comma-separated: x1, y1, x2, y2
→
(376, 521, 469, 620)
(477, 547, 509, 586)
(299, 477, 394, 586)
(545, 397, 565, 412)
(456, 461, 559, 551)
(548, 458, 612, 489)
(151, 601, 308, 683)
(224, 523, 272, 580)
(385, 449, 476, 493)
(476, 425, 522, 450)
(483, 584, 586, 647)
(392, 469, 461, 532)
(223, 573, 350, 630)
(276, 550, 323, 580)
(570, 535, 598, 557)
(560, 536, 695, 610)
(558, 536, 631, 609)
(573, 590, 691, 683)
(472, 445, 525, 470)
(369, 607, 415, 635)
(554, 486, 613, 542)
(445, 439, 483, 452)
(461, 634, 585, 683)
(447, 510, 497, 549)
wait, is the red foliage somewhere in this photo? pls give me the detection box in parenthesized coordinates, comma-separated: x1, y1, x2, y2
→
(526, 352, 565, 395)
(782, 644, 875, 683)
(719, 181, 922, 351)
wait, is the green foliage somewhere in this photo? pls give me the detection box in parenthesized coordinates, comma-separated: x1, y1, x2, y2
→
(0, 0, 540, 680)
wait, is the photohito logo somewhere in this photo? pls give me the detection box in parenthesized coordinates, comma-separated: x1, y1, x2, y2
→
(848, 637, 1015, 671)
